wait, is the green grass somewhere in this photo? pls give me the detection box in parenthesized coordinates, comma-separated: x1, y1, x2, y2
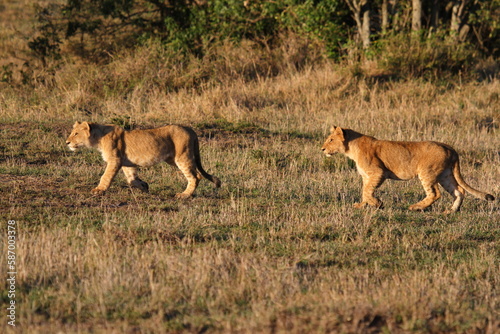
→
(1, 112, 498, 333)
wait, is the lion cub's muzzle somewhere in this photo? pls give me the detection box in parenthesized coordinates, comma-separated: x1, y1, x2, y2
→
(321, 147, 333, 157)
(66, 141, 78, 151)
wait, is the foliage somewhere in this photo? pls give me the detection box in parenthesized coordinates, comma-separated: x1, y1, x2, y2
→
(279, 0, 352, 58)
(373, 32, 478, 80)
(467, 0, 500, 55)
(18, 0, 500, 82)
(27, 0, 351, 62)
(28, 4, 62, 66)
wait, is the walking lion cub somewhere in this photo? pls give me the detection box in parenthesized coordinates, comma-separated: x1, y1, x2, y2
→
(321, 126, 494, 212)
(66, 121, 221, 198)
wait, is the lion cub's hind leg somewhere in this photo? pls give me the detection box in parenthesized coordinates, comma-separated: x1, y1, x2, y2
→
(174, 157, 200, 199)
(438, 169, 465, 213)
(409, 173, 441, 211)
(122, 167, 149, 192)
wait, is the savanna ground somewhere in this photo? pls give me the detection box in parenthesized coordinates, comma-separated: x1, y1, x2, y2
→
(1, 2, 500, 334)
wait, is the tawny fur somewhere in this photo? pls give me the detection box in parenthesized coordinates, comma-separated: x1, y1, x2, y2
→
(321, 126, 494, 213)
(66, 121, 221, 198)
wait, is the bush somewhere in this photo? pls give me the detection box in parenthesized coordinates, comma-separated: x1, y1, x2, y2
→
(28, 0, 350, 63)
(372, 32, 478, 81)
(22, 0, 497, 84)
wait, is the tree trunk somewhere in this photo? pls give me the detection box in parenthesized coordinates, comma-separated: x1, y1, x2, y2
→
(345, 0, 371, 48)
(391, 0, 400, 31)
(430, 0, 439, 31)
(360, 0, 371, 48)
(412, 0, 422, 31)
(451, 1, 467, 36)
(382, 0, 389, 34)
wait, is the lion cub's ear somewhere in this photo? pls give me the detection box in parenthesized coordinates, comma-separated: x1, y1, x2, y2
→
(333, 126, 344, 140)
(81, 121, 91, 131)
(329, 126, 337, 133)
(73, 121, 81, 128)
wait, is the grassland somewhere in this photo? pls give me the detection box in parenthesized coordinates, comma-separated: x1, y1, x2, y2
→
(1, 2, 499, 333)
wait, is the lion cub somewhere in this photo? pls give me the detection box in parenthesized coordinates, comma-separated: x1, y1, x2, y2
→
(322, 126, 494, 212)
(66, 121, 221, 198)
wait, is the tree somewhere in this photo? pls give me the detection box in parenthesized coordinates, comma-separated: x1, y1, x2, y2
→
(412, 0, 422, 32)
(345, 0, 371, 48)
(429, 0, 439, 32)
(382, 0, 388, 33)
(450, 0, 469, 40)
(26, 0, 500, 67)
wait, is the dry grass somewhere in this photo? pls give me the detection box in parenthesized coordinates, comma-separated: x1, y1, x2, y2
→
(1, 2, 499, 333)
(1, 67, 499, 333)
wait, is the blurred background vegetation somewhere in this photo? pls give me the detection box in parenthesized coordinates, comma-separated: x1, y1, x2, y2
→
(1, 0, 498, 89)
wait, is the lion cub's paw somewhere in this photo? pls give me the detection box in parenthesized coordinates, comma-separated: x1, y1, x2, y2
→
(354, 201, 383, 209)
(353, 202, 367, 209)
(131, 180, 149, 193)
(408, 204, 426, 211)
(175, 192, 193, 200)
(91, 188, 106, 195)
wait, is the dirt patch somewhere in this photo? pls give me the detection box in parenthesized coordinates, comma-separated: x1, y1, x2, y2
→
(0, 174, 68, 211)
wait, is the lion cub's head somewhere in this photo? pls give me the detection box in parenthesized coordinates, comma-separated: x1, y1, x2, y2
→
(321, 126, 348, 156)
(66, 121, 92, 151)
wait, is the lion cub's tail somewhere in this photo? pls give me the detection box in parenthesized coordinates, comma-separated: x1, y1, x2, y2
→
(453, 159, 494, 201)
(194, 136, 221, 188)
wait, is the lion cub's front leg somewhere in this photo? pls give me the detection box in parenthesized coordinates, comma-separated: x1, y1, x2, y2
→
(92, 159, 121, 194)
(354, 173, 385, 209)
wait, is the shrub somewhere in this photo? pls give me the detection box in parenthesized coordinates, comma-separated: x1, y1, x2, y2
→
(372, 32, 478, 81)
(28, 0, 350, 63)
